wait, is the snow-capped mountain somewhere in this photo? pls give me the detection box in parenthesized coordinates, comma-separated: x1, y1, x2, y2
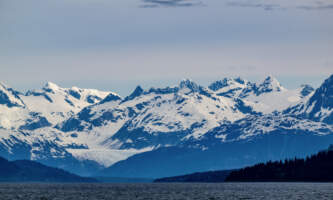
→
(0, 82, 117, 175)
(55, 76, 320, 168)
(0, 83, 25, 108)
(61, 79, 247, 139)
(208, 76, 314, 114)
(21, 82, 115, 125)
(0, 75, 331, 177)
(0, 81, 115, 130)
(99, 76, 331, 178)
(208, 76, 286, 98)
(0, 127, 102, 176)
(102, 120, 333, 178)
(0, 83, 49, 131)
(57, 79, 250, 165)
(285, 74, 333, 124)
(98, 75, 333, 178)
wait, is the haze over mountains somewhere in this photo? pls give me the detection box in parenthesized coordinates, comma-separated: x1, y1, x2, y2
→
(0, 75, 332, 178)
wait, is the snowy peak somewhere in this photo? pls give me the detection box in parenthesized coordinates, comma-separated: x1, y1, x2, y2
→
(36, 81, 114, 104)
(255, 76, 285, 95)
(302, 74, 333, 124)
(178, 79, 213, 98)
(179, 79, 200, 92)
(208, 77, 248, 92)
(131, 85, 144, 96)
(0, 82, 24, 108)
(99, 93, 122, 104)
(209, 75, 285, 98)
(208, 77, 253, 98)
(123, 86, 144, 102)
(22, 82, 115, 124)
(308, 74, 333, 110)
(43, 82, 61, 93)
(209, 76, 312, 114)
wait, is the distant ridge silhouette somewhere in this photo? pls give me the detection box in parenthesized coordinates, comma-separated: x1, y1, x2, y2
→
(0, 157, 96, 182)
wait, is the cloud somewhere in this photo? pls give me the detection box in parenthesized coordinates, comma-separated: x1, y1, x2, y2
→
(141, 0, 204, 8)
(226, 1, 284, 11)
(226, 0, 333, 11)
(297, 3, 333, 10)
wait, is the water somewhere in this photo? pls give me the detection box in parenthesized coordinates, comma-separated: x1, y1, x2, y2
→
(0, 182, 333, 200)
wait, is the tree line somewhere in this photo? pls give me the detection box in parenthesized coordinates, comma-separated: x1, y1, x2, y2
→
(226, 145, 333, 182)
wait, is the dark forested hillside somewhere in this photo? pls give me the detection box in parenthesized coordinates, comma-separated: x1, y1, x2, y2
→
(0, 157, 96, 182)
(225, 145, 333, 182)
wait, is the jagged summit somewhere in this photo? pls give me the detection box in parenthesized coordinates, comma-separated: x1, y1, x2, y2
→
(99, 93, 122, 104)
(209, 75, 284, 96)
(301, 74, 333, 124)
(208, 78, 232, 91)
(0, 82, 9, 90)
(0, 82, 24, 108)
(300, 84, 314, 97)
(285, 74, 333, 124)
(307, 74, 333, 110)
(43, 81, 61, 92)
(208, 77, 250, 92)
(131, 85, 144, 96)
(123, 85, 144, 102)
(179, 79, 200, 91)
(234, 77, 247, 84)
(322, 74, 333, 89)
(17, 82, 114, 125)
(256, 75, 285, 95)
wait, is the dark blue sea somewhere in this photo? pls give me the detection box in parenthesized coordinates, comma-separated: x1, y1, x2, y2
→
(1, 182, 332, 200)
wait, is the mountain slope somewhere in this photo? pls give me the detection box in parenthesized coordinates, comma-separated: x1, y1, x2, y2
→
(99, 119, 333, 178)
(286, 74, 333, 124)
(0, 83, 25, 108)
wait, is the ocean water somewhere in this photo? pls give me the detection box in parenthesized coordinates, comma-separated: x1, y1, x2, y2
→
(0, 182, 333, 200)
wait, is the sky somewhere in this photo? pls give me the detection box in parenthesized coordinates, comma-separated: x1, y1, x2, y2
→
(0, 0, 332, 96)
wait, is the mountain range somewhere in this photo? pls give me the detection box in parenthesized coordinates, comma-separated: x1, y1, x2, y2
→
(0, 75, 332, 178)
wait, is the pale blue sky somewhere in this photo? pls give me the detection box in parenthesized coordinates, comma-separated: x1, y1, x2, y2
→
(0, 0, 332, 96)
